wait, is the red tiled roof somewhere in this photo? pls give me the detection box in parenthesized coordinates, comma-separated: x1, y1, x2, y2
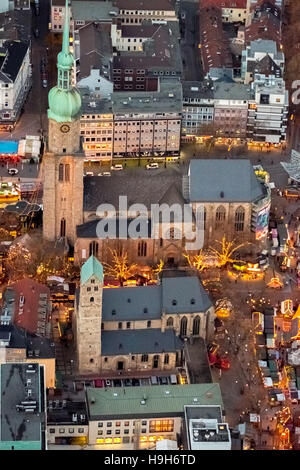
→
(199, 6, 233, 74)
(245, 11, 281, 47)
(11, 278, 50, 336)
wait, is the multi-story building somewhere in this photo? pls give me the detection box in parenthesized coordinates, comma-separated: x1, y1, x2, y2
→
(73, 257, 214, 375)
(213, 80, 250, 139)
(248, 73, 288, 144)
(75, 22, 113, 95)
(241, 39, 284, 84)
(185, 405, 231, 450)
(86, 384, 227, 449)
(112, 21, 181, 92)
(0, 40, 31, 130)
(114, 0, 177, 24)
(245, 8, 281, 48)
(50, 0, 68, 32)
(199, 6, 233, 80)
(0, 286, 56, 388)
(0, 363, 46, 450)
(112, 80, 182, 157)
(181, 81, 215, 141)
(80, 92, 113, 161)
(201, 0, 248, 23)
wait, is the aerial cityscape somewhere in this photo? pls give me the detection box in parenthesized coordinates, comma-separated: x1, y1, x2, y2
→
(0, 0, 300, 454)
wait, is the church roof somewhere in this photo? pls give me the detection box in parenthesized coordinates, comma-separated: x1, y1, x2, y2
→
(102, 328, 183, 355)
(83, 173, 184, 212)
(80, 256, 103, 284)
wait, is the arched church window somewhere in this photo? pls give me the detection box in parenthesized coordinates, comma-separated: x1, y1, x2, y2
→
(59, 163, 64, 181)
(215, 206, 226, 229)
(235, 206, 245, 232)
(65, 164, 70, 182)
(60, 218, 66, 237)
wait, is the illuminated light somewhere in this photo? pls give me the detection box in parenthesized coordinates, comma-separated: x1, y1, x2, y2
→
(140, 436, 148, 442)
(105, 438, 112, 444)
(113, 438, 122, 443)
(96, 438, 105, 444)
(149, 436, 157, 441)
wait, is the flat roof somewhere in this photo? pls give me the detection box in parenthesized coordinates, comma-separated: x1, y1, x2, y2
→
(0, 363, 43, 444)
(72, 0, 119, 21)
(112, 80, 182, 114)
(87, 383, 224, 419)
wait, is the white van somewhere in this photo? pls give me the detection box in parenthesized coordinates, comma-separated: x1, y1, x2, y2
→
(170, 374, 177, 385)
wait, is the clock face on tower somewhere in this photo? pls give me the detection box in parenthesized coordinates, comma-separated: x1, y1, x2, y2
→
(60, 124, 70, 133)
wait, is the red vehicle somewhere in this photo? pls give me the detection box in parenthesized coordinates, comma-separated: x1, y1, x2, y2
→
(208, 352, 230, 370)
(94, 379, 105, 388)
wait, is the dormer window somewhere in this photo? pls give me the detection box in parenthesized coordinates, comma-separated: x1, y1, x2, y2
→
(112, 309, 116, 315)
(172, 300, 177, 306)
(191, 298, 195, 305)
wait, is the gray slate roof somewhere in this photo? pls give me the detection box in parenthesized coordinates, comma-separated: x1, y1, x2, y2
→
(102, 285, 161, 321)
(101, 273, 212, 322)
(102, 328, 184, 355)
(162, 277, 212, 313)
(188, 159, 264, 203)
(83, 172, 184, 212)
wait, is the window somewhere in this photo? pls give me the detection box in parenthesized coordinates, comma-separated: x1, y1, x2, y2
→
(141, 354, 148, 362)
(59, 429, 65, 434)
(215, 205, 226, 229)
(107, 422, 112, 427)
(58, 163, 64, 181)
(60, 218, 66, 237)
(89, 241, 99, 257)
(149, 420, 174, 433)
(65, 164, 70, 182)
(126, 322, 131, 329)
(180, 317, 187, 336)
(124, 429, 130, 434)
(142, 421, 147, 426)
(98, 430, 103, 435)
(78, 428, 84, 433)
(69, 428, 74, 433)
(166, 317, 173, 327)
(87, 287, 91, 292)
(192, 316, 200, 336)
(147, 321, 151, 328)
(90, 297, 94, 303)
(107, 430, 112, 435)
(98, 423, 103, 427)
(235, 206, 245, 231)
(49, 428, 55, 434)
(118, 322, 122, 329)
(164, 354, 169, 364)
(124, 421, 130, 426)
(137, 241, 147, 257)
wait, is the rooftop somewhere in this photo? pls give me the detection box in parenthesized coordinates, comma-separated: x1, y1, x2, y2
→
(112, 79, 182, 114)
(71, 0, 119, 22)
(86, 383, 223, 419)
(114, 0, 176, 11)
(100, 271, 212, 321)
(0, 363, 45, 448)
(102, 328, 183, 355)
(80, 255, 104, 285)
(78, 22, 112, 81)
(188, 159, 265, 203)
(0, 40, 29, 84)
(83, 171, 183, 212)
(213, 80, 251, 101)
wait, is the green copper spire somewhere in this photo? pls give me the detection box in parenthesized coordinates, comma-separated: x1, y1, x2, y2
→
(48, 0, 81, 123)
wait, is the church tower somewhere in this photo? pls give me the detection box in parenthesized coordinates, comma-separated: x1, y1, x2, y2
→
(75, 256, 103, 375)
(43, 0, 84, 245)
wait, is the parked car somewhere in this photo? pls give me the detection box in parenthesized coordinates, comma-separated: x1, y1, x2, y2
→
(159, 376, 168, 385)
(146, 163, 159, 170)
(8, 168, 18, 175)
(140, 378, 150, 386)
(150, 376, 158, 385)
(33, 28, 39, 38)
(132, 378, 140, 386)
(85, 172, 94, 177)
(105, 379, 111, 387)
(94, 379, 105, 388)
(42, 79, 48, 88)
(170, 375, 177, 385)
(98, 172, 111, 177)
(124, 378, 132, 387)
(113, 379, 122, 387)
(111, 164, 123, 171)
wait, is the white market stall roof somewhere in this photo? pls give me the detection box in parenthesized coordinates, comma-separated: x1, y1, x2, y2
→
(281, 150, 300, 182)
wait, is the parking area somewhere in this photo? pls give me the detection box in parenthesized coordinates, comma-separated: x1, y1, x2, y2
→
(73, 371, 188, 391)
